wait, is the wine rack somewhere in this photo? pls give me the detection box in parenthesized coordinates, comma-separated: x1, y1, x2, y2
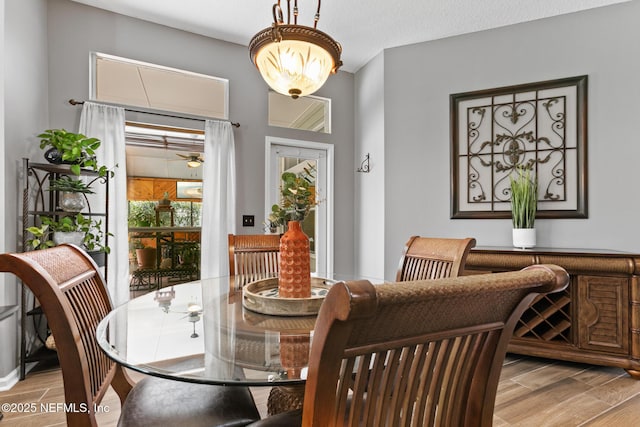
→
(466, 247, 640, 378)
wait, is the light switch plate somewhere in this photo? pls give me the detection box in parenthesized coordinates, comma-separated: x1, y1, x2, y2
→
(242, 215, 255, 227)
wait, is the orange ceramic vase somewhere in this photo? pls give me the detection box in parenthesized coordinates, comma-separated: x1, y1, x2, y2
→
(278, 220, 311, 298)
(279, 334, 311, 379)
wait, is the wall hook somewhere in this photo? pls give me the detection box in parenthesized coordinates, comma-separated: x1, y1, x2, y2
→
(357, 153, 370, 173)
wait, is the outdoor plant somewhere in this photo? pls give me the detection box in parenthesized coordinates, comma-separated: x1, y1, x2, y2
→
(178, 243, 200, 267)
(130, 238, 145, 250)
(268, 165, 318, 227)
(509, 165, 537, 229)
(159, 191, 171, 206)
(128, 201, 156, 227)
(38, 128, 108, 176)
(173, 201, 202, 227)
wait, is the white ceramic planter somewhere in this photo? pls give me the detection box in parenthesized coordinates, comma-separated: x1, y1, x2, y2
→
(53, 231, 85, 247)
(512, 228, 536, 249)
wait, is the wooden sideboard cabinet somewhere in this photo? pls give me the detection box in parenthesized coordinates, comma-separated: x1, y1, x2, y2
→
(465, 247, 640, 378)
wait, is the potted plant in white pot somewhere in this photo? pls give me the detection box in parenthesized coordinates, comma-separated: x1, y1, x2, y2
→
(510, 165, 537, 249)
(26, 214, 112, 266)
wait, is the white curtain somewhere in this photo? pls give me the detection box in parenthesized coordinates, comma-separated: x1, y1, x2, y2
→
(79, 102, 129, 306)
(200, 120, 236, 279)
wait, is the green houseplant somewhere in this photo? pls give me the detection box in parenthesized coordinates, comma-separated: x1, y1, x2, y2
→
(25, 224, 55, 250)
(267, 165, 318, 228)
(48, 176, 94, 212)
(38, 129, 107, 176)
(26, 214, 112, 254)
(48, 176, 95, 193)
(509, 165, 537, 248)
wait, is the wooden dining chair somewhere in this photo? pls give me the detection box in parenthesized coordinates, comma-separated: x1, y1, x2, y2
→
(229, 233, 280, 289)
(0, 244, 260, 427)
(396, 236, 476, 281)
(247, 264, 569, 427)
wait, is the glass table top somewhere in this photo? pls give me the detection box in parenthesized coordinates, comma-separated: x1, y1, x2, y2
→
(97, 274, 384, 386)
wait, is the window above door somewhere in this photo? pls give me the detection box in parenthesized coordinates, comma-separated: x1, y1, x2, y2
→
(90, 52, 229, 119)
(268, 91, 331, 133)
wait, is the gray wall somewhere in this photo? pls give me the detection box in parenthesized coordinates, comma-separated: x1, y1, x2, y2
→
(1, 0, 49, 382)
(1, 0, 5, 280)
(354, 1, 640, 278)
(0, 0, 7, 383)
(3, 0, 49, 270)
(354, 52, 386, 279)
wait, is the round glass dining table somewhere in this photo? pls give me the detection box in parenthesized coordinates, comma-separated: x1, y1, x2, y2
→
(96, 274, 384, 388)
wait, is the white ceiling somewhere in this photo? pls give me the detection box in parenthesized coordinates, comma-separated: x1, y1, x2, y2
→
(70, 0, 628, 73)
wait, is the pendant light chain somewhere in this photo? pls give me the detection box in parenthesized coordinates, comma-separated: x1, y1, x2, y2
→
(276, 0, 320, 28)
(314, 0, 321, 29)
(293, 0, 298, 25)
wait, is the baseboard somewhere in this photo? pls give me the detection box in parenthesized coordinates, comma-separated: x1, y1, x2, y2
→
(0, 367, 19, 391)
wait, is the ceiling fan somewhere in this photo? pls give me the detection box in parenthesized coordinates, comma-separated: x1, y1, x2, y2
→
(176, 153, 204, 168)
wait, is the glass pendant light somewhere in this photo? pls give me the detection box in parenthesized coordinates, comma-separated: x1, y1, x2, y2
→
(249, 0, 342, 99)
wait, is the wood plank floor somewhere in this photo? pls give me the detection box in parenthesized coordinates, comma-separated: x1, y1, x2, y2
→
(2, 354, 640, 426)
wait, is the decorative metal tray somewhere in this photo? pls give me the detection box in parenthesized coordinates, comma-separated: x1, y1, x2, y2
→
(242, 277, 334, 316)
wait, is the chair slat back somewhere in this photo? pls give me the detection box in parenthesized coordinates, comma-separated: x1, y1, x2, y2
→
(0, 245, 118, 427)
(228, 234, 280, 289)
(396, 236, 476, 281)
(303, 265, 569, 427)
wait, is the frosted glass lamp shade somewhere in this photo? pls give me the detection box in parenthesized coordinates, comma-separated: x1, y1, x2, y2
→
(250, 25, 342, 99)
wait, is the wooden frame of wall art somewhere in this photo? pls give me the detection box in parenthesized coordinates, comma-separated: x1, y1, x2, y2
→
(450, 75, 588, 219)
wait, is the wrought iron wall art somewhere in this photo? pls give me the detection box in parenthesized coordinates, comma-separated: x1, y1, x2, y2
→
(450, 75, 588, 219)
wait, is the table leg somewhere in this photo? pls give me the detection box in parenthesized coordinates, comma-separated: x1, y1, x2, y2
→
(267, 384, 305, 415)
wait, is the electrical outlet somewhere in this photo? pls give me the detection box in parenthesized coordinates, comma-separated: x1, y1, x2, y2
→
(242, 215, 255, 227)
